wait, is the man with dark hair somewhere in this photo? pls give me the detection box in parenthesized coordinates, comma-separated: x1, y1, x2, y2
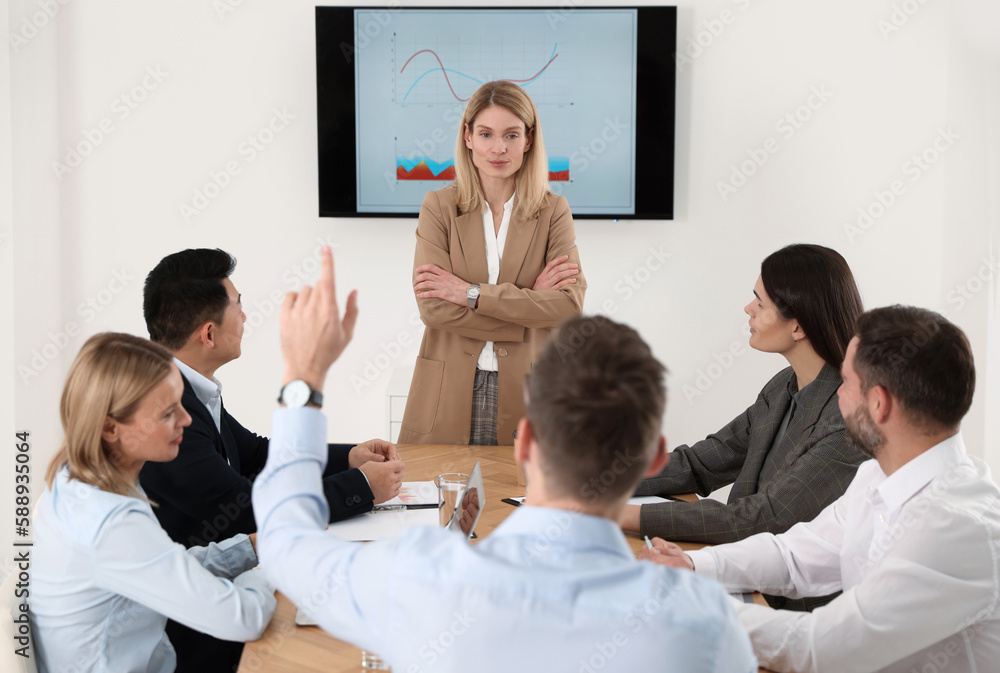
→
(645, 306, 1000, 672)
(252, 249, 758, 672)
(139, 248, 403, 673)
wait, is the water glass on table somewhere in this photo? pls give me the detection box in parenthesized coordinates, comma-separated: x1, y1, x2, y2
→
(436, 473, 470, 527)
(362, 650, 390, 670)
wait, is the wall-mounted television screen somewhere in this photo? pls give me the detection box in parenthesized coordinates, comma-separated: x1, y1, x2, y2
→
(316, 6, 676, 219)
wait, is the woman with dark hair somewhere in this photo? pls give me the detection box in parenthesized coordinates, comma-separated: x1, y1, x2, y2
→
(31, 332, 275, 673)
(621, 244, 867, 609)
(400, 80, 586, 446)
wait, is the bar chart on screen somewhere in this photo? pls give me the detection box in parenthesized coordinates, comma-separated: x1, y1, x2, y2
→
(394, 155, 571, 182)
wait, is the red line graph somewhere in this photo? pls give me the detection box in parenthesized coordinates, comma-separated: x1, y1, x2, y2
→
(399, 48, 559, 102)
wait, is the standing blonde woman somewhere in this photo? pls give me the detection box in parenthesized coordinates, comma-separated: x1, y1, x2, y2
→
(31, 333, 275, 673)
(401, 80, 586, 446)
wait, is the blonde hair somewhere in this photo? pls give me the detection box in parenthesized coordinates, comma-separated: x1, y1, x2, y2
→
(454, 80, 550, 220)
(45, 332, 174, 500)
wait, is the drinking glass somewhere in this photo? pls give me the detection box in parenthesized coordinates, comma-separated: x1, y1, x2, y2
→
(361, 650, 390, 670)
(436, 473, 469, 527)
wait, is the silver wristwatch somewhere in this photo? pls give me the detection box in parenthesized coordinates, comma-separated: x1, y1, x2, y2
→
(278, 380, 324, 408)
(466, 284, 481, 309)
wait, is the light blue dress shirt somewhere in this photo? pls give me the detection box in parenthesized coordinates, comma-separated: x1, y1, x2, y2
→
(253, 408, 757, 672)
(30, 467, 276, 673)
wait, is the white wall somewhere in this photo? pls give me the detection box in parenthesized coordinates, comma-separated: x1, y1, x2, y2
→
(4, 0, 1000, 572)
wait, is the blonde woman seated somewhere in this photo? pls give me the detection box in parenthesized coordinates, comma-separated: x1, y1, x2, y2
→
(31, 333, 275, 673)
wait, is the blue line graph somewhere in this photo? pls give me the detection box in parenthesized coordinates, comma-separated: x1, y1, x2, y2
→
(404, 69, 483, 101)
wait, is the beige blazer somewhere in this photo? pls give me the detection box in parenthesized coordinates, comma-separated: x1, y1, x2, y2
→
(399, 186, 586, 446)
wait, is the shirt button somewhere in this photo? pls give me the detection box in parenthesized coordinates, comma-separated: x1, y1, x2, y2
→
(497, 348, 508, 357)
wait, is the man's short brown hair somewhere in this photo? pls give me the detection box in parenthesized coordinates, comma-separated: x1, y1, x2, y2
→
(526, 315, 667, 505)
(854, 305, 975, 432)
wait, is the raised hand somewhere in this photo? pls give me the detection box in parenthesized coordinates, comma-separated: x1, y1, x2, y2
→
(280, 246, 359, 390)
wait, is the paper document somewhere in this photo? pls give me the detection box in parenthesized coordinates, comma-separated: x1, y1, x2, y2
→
(326, 507, 439, 542)
(379, 481, 437, 507)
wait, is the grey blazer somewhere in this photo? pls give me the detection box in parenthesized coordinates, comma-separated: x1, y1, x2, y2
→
(636, 363, 866, 544)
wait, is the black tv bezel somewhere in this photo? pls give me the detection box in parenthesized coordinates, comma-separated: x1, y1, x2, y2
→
(316, 5, 676, 220)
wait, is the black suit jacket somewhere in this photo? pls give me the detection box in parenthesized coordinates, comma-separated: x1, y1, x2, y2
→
(139, 373, 374, 548)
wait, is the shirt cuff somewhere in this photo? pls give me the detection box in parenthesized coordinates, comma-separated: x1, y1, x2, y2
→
(193, 534, 258, 577)
(219, 534, 259, 575)
(268, 407, 329, 466)
(687, 548, 719, 581)
(357, 467, 371, 489)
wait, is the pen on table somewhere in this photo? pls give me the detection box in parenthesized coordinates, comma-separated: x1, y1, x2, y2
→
(644, 535, 654, 551)
(373, 504, 439, 512)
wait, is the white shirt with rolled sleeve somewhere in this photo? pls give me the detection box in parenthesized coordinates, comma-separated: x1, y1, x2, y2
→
(687, 433, 1000, 673)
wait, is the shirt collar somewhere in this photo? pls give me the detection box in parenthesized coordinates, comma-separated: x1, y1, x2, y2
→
(489, 504, 635, 559)
(875, 433, 970, 513)
(173, 357, 222, 407)
(483, 191, 516, 214)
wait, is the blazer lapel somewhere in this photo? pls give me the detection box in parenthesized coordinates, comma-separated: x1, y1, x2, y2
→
(498, 212, 539, 285)
(778, 363, 841, 455)
(454, 210, 490, 284)
(180, 373, 233, 468)
(735, 382, 793, 499)
(218, 398, 241, 473)
(757, 363, 843, 482)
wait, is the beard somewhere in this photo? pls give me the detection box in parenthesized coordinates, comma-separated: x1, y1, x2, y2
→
(844, 402, 885, 459)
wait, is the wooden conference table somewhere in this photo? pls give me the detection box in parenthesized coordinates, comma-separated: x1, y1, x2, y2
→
(238, 444, 771, 673)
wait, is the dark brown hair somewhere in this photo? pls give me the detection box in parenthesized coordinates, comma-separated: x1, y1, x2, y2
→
(143, 248, 236, 350)
(526, 315, 667, 505)
(854, 306, 975, 431)
(761, 244, 863, 368)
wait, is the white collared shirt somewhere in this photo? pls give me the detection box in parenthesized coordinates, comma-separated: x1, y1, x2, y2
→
(174, 357, 223, 434)
(476, 192, 515, 371)
(689, 433, 1000, 672)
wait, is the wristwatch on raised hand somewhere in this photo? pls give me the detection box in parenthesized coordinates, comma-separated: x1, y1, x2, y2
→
(278, 380, 324, 409)
(467, 284, 481, 309)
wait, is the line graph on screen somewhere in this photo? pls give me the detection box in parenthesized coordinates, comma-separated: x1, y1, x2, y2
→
(392, 36, 571, 106)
